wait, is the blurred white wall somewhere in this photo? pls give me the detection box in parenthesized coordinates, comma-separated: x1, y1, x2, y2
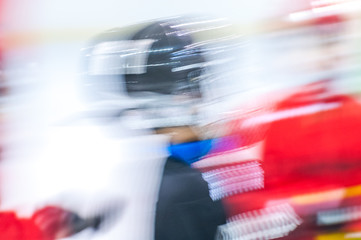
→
(2, 0, 361, 228)
(1, 0, 286, 217)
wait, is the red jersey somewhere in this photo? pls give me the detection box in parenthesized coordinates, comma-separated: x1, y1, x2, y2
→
(196, 82, 361, 239)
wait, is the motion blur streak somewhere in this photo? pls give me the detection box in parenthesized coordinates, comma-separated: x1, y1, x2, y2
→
(1, 0, 361, 240)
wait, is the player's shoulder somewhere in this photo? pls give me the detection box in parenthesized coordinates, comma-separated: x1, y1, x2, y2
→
(159, 157, 210, 202)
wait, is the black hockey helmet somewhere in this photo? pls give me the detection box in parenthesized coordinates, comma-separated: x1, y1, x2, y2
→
(82, 17, 209, 101)
(79, 16, 235, 128)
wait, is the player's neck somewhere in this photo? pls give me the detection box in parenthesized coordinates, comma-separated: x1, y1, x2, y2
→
(155, 126, 200, 144)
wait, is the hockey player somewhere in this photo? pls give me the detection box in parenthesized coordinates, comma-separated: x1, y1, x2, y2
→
(78, 16, 231, 240)
(193, 7, 361, 240)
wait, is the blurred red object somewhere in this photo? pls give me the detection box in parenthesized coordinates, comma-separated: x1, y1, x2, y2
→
(31, 206, 75, 240)
(0, 211, 45, 240)
(0, 206, 81, 240)
(196, 80, 361, 239)
(312, 14, 346, 34)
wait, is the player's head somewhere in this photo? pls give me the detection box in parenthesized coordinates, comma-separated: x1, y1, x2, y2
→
(80, 16, 237, 134)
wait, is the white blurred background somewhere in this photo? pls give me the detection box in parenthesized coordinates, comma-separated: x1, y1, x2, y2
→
(1, 0, 361, 239)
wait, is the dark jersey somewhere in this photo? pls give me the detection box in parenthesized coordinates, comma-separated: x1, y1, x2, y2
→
(155, 156, 226, 240)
